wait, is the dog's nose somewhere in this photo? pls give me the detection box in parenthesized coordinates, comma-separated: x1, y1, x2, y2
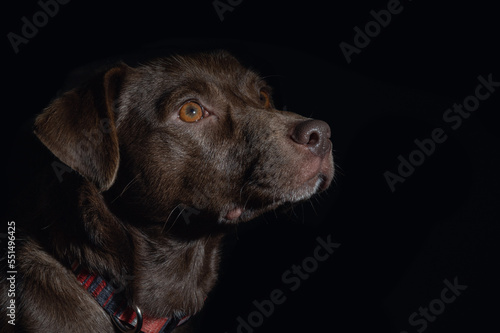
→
(291, 119, 331, 158)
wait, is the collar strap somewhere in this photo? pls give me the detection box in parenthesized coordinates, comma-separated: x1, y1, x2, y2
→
(72, 262, 191, 333)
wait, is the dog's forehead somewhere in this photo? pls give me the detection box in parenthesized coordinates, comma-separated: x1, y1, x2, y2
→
(147, 52, 264, 93)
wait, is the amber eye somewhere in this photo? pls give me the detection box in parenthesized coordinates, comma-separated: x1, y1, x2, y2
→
(179, 102, 204, 123)
(259, 90, 271, 108)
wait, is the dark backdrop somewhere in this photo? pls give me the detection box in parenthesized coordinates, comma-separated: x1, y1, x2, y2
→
(3, 1, 499, 332)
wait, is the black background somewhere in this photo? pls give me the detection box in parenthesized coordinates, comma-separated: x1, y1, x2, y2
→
(3, 0, 499, 332)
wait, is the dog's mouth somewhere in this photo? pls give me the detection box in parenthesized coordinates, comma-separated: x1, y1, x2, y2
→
(221, 166, 334, 224)
(213, 129, 334, 224)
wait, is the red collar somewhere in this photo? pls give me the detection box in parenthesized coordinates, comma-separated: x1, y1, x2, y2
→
(72, 262, 191, 333)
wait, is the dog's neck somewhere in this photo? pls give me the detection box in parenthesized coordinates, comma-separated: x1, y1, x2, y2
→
(44, 179, 226, 318)
(128, 227, 223, 317)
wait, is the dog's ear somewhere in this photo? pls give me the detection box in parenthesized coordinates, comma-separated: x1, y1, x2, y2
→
(34, 63, 130, 191)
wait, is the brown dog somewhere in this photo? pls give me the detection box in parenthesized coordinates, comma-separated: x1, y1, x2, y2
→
(1, 51, 334, 332)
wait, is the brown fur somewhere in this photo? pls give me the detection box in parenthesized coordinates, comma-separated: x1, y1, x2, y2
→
(1, 51, 333, 332)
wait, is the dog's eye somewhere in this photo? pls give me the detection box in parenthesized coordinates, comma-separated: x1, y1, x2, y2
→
(179, 102, 204, 123)
(259, 90, 271, 108)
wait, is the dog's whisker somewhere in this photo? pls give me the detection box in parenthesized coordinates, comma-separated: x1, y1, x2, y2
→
(239, 180, 252, 204)
(111, 173, 141, 203)
(161, 204, 183, 233)
(203, 234, 212, 248)
(289, 203, 299, 220)
(241, 183, 255, 212)
(260, 74, 285, 80)
(163, 207, 186, 234)
(40, 222, 55, 230)
(308, 199, 319, 217)
(271, 190, 280, 219)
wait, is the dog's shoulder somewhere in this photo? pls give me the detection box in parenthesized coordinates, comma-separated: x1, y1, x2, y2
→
(1, 238, 115, 332)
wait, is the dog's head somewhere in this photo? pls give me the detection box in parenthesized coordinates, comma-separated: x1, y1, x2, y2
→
(35, 51, 334, 225)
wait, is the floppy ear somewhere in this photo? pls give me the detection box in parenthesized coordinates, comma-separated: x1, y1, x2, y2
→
(34, 63, 130, 191)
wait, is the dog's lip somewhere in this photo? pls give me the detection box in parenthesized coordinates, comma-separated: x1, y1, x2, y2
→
(304, 172, 330, 194)
(306, 155, 334, 191)
(317, 174, 330, 191)
(222, 152, 333, 222)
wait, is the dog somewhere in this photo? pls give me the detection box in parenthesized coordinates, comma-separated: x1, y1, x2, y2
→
(1, 51, 334, 332)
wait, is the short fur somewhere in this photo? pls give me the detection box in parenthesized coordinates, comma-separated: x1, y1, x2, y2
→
(1, 51, 334, 332)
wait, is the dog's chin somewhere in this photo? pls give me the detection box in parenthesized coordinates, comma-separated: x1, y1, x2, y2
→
(219, 169, 334, 224)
